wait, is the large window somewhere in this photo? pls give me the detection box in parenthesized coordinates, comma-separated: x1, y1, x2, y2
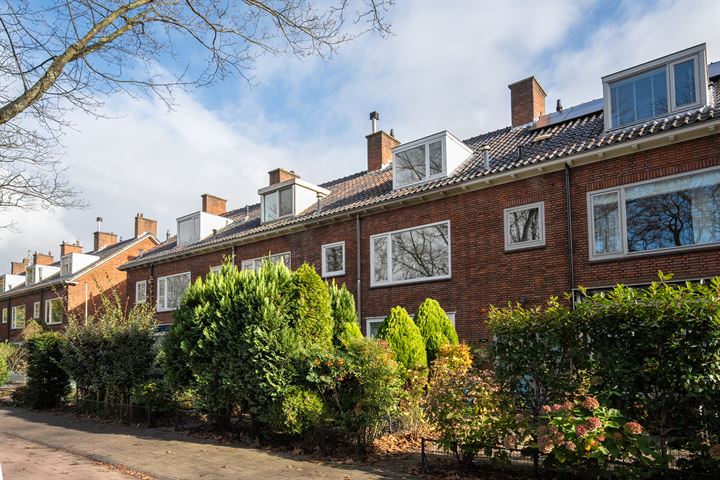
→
(394, 141, 444, 188)
(11, 305, 25, 329)
(371, 221, 450, 286)
(603, 45, 706, 130)
(504, 202, 545, 251)
(45, 298, 64, 325)
(588, 168, 720, 260)
(321, 242, 345, 277)
(262, 187, 293, 223)
(241, 252, 291, 272)
(157, 272, 191, 312)
(135, 280, 147, 304)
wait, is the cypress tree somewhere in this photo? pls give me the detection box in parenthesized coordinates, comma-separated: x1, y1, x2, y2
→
(414, 298, 459, 364)
(327, 281, 362, 345)
(289, 263, 334, 349)
(377, 306, 427, 371)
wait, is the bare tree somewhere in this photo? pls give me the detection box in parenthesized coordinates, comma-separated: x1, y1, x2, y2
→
(0, 0, 392, 218)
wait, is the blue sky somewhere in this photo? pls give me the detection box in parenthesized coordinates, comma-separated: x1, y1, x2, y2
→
(1, 0, 719, 271)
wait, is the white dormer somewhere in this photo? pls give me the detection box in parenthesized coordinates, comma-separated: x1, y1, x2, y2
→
(259, 170, 330, 223)
(0, 274, 25, 292)
(392, 131, 473, 190)
(60, 253, 100, 275)
(177, 211, 231, 246)
(25, 264, 61, 285)
(602, 44, 708, 131)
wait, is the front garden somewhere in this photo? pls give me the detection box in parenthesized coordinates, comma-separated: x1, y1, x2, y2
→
(2, 264, 719, 478)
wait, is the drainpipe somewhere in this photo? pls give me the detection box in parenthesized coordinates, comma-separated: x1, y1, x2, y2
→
(40, 289, 44, 326)
(231, 245, 236, 265)
(84, 282, 89, 322)
(564, 163, 576, 299)
(355, 214, 362, 324)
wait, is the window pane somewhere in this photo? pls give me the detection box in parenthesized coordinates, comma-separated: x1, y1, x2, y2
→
(373, 236, 388, 283)
(592, 192, 621, 255)
(610, 67, 667, 128)
(626, 170, 720, 252)
(429, 141, 443, 176)
(391, 223, 449, 281)
(674, 59, 696, 107)
(166, 273, 190, 310)
(368, 321, 382, 338)
(279, 187, 293, 217)
(324, 244, 344, 274)
(508, 206, 541, 245)
(395, 145, 426, 186)
(264, 191, 278, 221)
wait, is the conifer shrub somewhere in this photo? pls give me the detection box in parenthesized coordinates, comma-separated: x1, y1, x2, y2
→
(25, 332, 70, 409)
(289, 263, 334, 349)
(328, 281, 362, 345)
(377, 306, 427, 372)
(413, 298, 459, 364)
(0, 356, 8, 386)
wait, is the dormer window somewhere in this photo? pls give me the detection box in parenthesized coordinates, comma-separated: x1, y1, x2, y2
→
(176, 211, 231, 246)
(60, 253, 99, 276)
(603, 44, 707, 130)
(392, 131, 472, 189)
(262, 186, 293, 222)
(61, 257, 71, 275)
(259, 170, 330, 224)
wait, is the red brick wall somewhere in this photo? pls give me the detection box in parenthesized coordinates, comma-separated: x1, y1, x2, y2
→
(1, 289, 56, 341)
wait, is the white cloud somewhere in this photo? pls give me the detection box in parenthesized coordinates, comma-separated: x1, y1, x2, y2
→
(2, 0, 718, 271)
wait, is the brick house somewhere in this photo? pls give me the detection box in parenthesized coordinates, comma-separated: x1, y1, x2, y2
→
(0, 215, 159, 341)
(120, 44, 720, 342)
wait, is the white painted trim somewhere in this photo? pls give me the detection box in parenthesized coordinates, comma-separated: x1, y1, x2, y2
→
(369, 220, 451, 287)
(156, 272, 191, 312)
(45, 298, 63, 325)
(33, 301, 40, 319)
(321, 241, 346, 277)
(587, 165, 720, 261)
(10, 305, 26, 330)
(503, 201, 546, 251)
(135, 280, 147, 304)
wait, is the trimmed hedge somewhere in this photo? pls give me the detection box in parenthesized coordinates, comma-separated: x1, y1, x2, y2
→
(413, 298, 458, 364)
(25, 332, 70, 409)
(377, 306, 427, 371)
(328, 281, 362, 345)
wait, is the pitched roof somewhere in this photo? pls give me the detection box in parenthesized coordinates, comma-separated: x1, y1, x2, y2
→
(121, 72, 720, 269)
(0, 234, 157, 299)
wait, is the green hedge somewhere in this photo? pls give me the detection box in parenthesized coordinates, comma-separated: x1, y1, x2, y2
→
(25, 332, 70, 409)
(413, 298, 458, 364)
(377, 306, 427, 372)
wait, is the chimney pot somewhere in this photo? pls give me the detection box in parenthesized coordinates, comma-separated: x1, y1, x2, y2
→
(369, 111, 380, 133)
(556, 99, 563, 112)
(508, 76, 547, 127)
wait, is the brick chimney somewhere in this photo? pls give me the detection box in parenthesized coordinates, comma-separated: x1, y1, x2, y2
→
(60, 241, 83, 257)
(366, 111, 400, 172)
(33, 251, 54, 266)
(268, 168, 299, 186)
(134, 213, 158, 238)
(94, 231, 118, 251)
(10, 258, 30, 275)
(201, 195, 227, 216)
(508, 76, 547, 127)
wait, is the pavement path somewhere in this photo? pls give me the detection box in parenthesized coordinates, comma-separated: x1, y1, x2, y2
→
(0, 407, 415, 479)
(0, 433, 137, 479)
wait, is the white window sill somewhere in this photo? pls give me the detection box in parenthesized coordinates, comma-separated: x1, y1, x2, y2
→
(589, 241, 720, 263)
(370, 274, 451, 289)
(505, 242, 546, 252)
(322, 270, 345, 278)
(156, 307, 178, 313)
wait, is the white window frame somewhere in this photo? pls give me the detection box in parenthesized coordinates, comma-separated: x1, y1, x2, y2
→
(365, 311, 456, 338)
(45, 298, 64, 325)
(602, 44, 707, 131)
(209, 265, 222, 274)
(370, 220, 451, 287)
(11, 305, 26, 330)
(156, 272, 191, 312)
(33, 301, 40, 319)
(392, 135, 447, 189)
(587, 166, 720, 261)
(261, 186, 294, 223)
(60, 256, 71, 275)
(240, 252, 292, 271)
(321, 241, 346, 277)
(504, 202, 545, 251)
(1, 307, 7, 324)
(135, 280, 147, 305)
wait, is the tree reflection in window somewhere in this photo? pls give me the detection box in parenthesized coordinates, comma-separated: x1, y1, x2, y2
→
(395, 145, 426, 186)
(390, 223, 449, 282)
(508, 207, 540, 244)
(592, 192, 621, 256)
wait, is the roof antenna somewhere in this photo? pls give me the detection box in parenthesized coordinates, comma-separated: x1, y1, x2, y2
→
(481, 145, 491, 170)
(556, 99, 564, 113)
(166, 229, 171, 241)
(369, 111, 379, 133)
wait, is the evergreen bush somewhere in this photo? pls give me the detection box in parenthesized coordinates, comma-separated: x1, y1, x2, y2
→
(0, 356, 8, 386)
(328, 281, 362, 345)
(25, 332, 70, 409)
(413, 298, 458, 364)
(377, 306, 427, 372)
(289, 263, 334, 349)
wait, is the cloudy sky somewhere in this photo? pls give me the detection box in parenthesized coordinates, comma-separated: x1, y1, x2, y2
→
(1, 0, 719, 272)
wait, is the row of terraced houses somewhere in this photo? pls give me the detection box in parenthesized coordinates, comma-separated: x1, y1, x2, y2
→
(2, 44, 719, 343)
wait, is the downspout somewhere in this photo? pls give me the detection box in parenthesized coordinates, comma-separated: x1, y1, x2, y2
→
(84, 282, 89, 322)
(231, 245, 236, 265)
(564, 164, 576, 298)
(40, 289, 44, 327)
(355, 214, 362, 326)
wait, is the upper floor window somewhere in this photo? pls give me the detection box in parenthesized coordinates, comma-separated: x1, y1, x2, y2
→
(504, 202, 545, 251)
(33, 301, 40, 319)
(135, 280, 147, 304)
(61, 257, 71, 275)
(603, 44, 707, 130)
(371, 221, 450, 286)
(589, 167, 720, 260)
(241, 252, 291, 272)
(262, 186, 293, 223)
(392, 131, 472, 189)
(11, 305, 26, 330)
(46, 298, 64, 325)
(321, 241, 345, 277)
(157, 272, 191, 312)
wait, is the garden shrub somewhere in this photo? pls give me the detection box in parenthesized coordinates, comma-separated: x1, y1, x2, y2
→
(328, 281, 362, 345)
(289, 263, 334, 349)
(62, 291, 156, 402)
(273, 386, 326, 435)
(377, 306, 427, 372)
(413, 298, 458, 364)
(0, 342, 17, 385)
(0, 356, 8, 386)
(25, 332, 70, 409)
(426, 344, 516, 470)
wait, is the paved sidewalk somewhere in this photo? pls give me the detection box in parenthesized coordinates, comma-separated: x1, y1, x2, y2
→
(0, 433, 137, 479)
(0, 407, 415, 479)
